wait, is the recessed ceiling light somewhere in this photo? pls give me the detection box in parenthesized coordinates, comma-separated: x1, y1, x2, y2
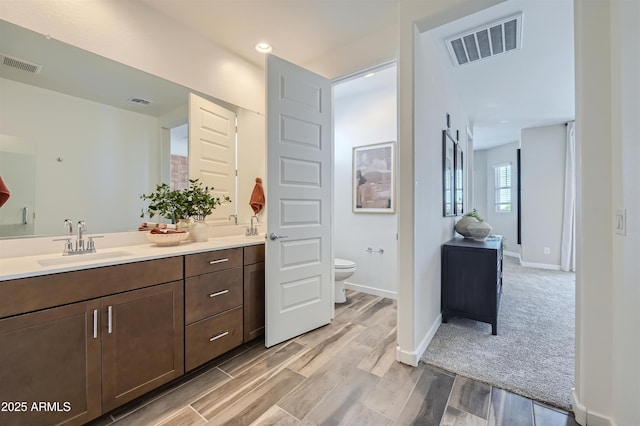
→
(255, 42, 272, 53)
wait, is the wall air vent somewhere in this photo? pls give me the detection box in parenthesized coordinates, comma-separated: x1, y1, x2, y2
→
(1, 53, 43, 74)
(446, 13, 523, 67)
(128, 97, 153, 105)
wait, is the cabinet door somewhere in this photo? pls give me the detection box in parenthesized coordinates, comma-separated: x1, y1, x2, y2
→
(243, 261, 265, 342)
(101, 280, 184, 412)
(0, 300, 102, 426)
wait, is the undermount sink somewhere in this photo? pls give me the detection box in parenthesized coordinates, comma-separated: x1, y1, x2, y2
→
(37, 250, 134, 267)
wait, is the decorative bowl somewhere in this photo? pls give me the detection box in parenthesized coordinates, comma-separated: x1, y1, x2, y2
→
(467, 221, 492, 241)
(455, 216, 479, 238)
(145, 231, 189, 247)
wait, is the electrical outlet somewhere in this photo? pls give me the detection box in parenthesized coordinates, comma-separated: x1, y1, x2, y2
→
(615, 209, 627, 236)
(544, 247, 550, 255)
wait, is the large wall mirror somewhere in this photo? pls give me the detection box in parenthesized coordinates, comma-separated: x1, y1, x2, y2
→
(0, 20, 264, 239)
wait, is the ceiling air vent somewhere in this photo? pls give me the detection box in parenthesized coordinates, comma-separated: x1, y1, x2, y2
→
(128, 97, 153, 106)
(446, 13, 523, 67)
(1, 53, 43, 74)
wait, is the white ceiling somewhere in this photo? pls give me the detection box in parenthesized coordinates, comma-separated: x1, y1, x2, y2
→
(428, 0, 575, 149)
(141, 0, 574, 150)
(1, 1, 574, 150)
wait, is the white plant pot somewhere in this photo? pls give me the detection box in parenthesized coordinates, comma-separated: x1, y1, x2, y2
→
(190, 220, 209, 242)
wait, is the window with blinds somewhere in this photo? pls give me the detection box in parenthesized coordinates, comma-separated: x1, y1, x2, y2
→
(494, 163, 511, 212)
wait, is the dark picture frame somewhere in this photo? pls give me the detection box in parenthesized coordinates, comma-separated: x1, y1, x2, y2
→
(442, 130, 456, 216)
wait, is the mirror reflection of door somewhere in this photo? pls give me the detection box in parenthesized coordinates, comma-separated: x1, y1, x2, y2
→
(188, 93, 237, 225)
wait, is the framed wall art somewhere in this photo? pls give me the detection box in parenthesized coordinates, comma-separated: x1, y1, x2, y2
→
(353, 141, 395, 213)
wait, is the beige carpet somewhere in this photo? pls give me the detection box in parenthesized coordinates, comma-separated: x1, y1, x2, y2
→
(422, 256, 575, 410)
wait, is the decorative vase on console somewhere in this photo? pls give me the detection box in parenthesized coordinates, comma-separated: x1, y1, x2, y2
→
(455, 209, 483, 238)
(455, 215, 478, 238)
(468, 221, 493, 241)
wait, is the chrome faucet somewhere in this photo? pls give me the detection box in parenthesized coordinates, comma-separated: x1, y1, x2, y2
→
(55, 219, 100, 255)
(246, 215, 259, 236)
(77, 221, 86, 251)
(228, 214, 238, 225)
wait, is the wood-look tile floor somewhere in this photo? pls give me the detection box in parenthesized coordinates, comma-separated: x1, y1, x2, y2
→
(90, 291, 579, 426)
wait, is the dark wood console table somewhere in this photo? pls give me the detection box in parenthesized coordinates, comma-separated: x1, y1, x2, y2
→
(441, 236, 503, 335)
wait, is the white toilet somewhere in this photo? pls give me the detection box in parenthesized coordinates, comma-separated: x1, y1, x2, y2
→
(334, 258, 356, 303)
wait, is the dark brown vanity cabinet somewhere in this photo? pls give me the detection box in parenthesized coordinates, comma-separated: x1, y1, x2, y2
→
(101, 280, 184, 412)
(0, 300, 102, 426)
(243, 244, 265, 342)
(184, 248, 244, 371)
(441, 237, 503, 335)
(0, 257, 184, 425)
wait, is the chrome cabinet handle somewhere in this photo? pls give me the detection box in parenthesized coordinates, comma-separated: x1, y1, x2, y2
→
(93, 309, 98, 339)
(209, 331, 229, 342)
(209, 289, 229, 298)
(269, 232, 289, 241)
(209, 258, 229, 265)
(107, 306, 113, 334)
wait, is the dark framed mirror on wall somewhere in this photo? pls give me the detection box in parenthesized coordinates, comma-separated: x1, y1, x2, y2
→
(442, 129, 464, 217)
(442, 130, 456, 216)
(455, 143, 464, 215)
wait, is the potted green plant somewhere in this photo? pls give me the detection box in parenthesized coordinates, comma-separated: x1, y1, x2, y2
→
(141, 179, 231, 242)
(181, 179, 231, 221)
(140, 183, 184, 223)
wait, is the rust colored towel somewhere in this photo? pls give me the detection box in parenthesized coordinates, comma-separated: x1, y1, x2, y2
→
(0, 176, 10, 208)
(250, 177, 265, 215)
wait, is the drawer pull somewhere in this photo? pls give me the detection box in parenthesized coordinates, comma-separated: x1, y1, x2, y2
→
(209, 331, 229, 342)
(209, 258, 229, 265)
(93, 309, 98, 339)
(209, 289, 229, 298)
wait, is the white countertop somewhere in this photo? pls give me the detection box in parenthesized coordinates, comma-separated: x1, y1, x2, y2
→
(0, 234, 266, 282)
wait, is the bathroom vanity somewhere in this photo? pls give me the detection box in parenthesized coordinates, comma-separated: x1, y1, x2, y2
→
(0, 236, 264, 426)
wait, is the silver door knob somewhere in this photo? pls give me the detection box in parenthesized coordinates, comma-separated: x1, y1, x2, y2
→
(269, 232, 289, 241)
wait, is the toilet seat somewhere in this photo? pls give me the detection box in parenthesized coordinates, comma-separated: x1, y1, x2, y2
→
(335, 258, 356, 269)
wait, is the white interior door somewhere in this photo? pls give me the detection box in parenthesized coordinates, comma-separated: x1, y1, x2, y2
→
(188, 93, 236, 224)
(265, 55, 332, 347)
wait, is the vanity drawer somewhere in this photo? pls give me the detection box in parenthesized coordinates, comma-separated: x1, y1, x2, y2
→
(185, 306, 243, 371)
(244, 244, 265, 265)
(185, 248, 243, 278)
(185, 268, 243, 324)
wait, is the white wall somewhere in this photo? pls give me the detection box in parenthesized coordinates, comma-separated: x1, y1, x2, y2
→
(396, 0, 504, 367)
(0, 78, 161, 235)
(0, 1, 264, 114)
(573, 0, 640, 425)
(481, 142, 519, 256)
(610, 1, 640, 425)
(472, 149, 488, 219)
(520, 124, 566, 267)
(405, 28, 470, 363)
(334, 67, 398, 299)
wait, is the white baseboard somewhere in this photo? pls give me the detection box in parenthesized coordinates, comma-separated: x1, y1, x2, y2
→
(344, 283, 397, 300)
(519, 260, 562, 271)
(396, 313, 442, 367)
(503, 250, 562, 271)
(503, 251, 521, 259)
(571, 388, 615, 426)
